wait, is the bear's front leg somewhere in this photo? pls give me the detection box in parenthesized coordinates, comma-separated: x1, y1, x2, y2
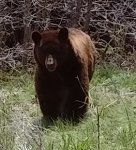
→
(37, 94, 61, 120)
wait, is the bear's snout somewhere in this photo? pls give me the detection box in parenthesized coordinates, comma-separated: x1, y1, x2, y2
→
(45, 54, 57, 72)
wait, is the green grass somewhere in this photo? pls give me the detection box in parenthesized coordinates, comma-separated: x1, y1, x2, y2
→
(0, 65, 136, 150)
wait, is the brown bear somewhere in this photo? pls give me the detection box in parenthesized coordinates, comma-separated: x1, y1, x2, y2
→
(32, 28, 97, 122)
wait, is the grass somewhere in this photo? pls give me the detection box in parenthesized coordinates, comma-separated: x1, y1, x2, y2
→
(0, 65, 136, 150)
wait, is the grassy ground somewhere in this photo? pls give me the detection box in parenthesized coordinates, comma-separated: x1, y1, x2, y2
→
(0, 65, 136, 150)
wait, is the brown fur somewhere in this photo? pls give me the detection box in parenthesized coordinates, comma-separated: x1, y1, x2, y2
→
(32, 28, 97, 122)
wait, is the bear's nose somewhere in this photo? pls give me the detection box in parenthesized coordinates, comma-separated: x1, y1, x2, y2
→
(45, 55, 57, 72)
(47, 55, 54, 65)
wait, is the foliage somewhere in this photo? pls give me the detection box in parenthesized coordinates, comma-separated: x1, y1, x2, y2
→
(0, 66, 136, 150)
(0, 0, 136, 70)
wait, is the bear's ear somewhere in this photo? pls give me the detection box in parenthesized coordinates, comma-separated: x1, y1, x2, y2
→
(59, 28, 69, 42)
(32, 31, 41, 45)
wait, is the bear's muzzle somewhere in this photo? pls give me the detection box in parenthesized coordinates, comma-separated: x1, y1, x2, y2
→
(45, 54, 57, 72)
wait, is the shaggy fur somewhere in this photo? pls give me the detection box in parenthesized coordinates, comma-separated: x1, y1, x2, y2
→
(32, 28, 97, 122)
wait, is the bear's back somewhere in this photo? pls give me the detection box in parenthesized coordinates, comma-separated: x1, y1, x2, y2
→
(68, 28, 97, 79)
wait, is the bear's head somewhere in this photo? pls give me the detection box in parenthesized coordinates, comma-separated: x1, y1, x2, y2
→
(32, 28, 74, 72)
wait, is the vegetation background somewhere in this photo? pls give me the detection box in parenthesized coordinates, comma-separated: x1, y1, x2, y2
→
(0, 0, 136, 150)
(0, 0, 135, 70)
